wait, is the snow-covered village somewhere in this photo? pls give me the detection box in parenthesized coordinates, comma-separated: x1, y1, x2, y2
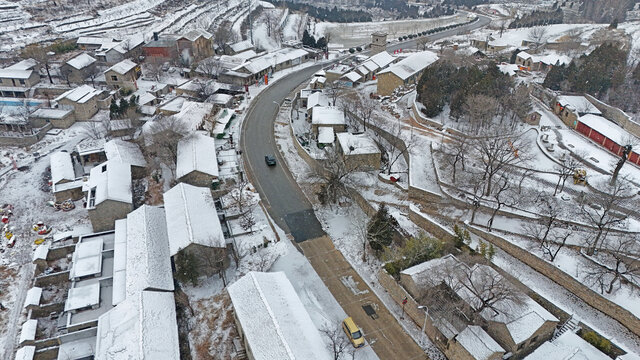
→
(1, 0, 640, 359)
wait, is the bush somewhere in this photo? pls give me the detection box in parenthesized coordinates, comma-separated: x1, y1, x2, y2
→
(582, 331, 613, 355)
(349, 48, 356, 53)
(368, 203, 395, 255)
(398, 37, 402, 41)
(356, 46, 362, 52)
(174, 251, 199, 286)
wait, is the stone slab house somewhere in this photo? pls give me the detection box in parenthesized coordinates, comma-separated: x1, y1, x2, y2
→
(54, 85, 111, 121)
(86, 161, 133, 232)
(29, 108, 75, 129)
(163, 183, 228, 276)
(176, 30, 214, 62)
(0, 59, 40, 97)
(176, 133, 219, 187)
(227, 272, 332, 360)
(104, 59, 141, 91)
(311, 106, 346, 135)
(61, 53, 97, 84)
(400, 254, 558, 359)
(553, 95, 602, 128)
(376, 51, 439, 96)
(336, 132, 381, 170)
(50, 151, 84, 202)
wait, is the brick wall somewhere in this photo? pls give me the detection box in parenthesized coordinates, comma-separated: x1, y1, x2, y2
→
(585, 94, 640, 138)
(34, 270, 70, 287)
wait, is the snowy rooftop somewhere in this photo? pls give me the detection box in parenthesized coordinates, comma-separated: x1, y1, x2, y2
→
(106, 59, 137, 75)
(368, 51, 395, 69)
(0, 67, 33, 79)
(306, 91, 329, 110)
(77, 36, 116, 46)
(318, 126, 335, 144)
(66, 53, 97, 70)
(342, 71, 362, 83)
(557, 95, 601, 114)
(378, 51, 438, 80)
(55, 85, 103, 104)
(176, 133, 219, 179)
(70, 237, 104, 279)
(65, 283, 100, 311)
(15, 346, 35, 360)
(6, 58, 37, 71)
(88, 161, 132, 206)
(76, 138, 106, 156)
(159, 96, 185, 113)
(457, 325, 504, 360)
(104, 139, 147, 168)
(32, 243, 49, 261)
(173, 101, 215, 131)
(112, 219, 127, 306)
(95, 290, 179, 360)
(24, 287, 42, 308)
(19, 319, 37, 343)
(230, 39, 254, 53)
(517, 51, 571, 66)
(227, 272, 332, 360)
(497, 63, 519, 76)
(163, 183, 226, 255)
(50, 151, 76, 184)
(31, 108, 73, 119)
(336, 132, 380, 155)
(525, 331, 610, 360)
(179, 29, 213, 41)
(125, 206, 174, 297)
(363, 60, 379, 72)
(578, 114, 635, 145)
(311, 106, 345, 126)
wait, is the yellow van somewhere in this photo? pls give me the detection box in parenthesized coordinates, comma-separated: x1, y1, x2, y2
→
(342, 317, 365, 348)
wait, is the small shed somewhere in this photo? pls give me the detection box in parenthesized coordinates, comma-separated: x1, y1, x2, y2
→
(86, 161, 133, 232)
(311, 106, 346, 135)
(336, 132, 381, 170)
(104, 139, 147, 179)
(176, 133, 219, 187)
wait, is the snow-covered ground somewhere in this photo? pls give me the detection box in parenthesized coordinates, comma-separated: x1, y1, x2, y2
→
(313, 13, 468, 48)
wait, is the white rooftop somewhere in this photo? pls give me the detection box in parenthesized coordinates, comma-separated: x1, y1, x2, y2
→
(65, 283, 100, 312)
(15, 346, 35, 360)
(96, 290, 180, 360)
(578, 114, 634, 145)
(557, 95, 601, 115)
(336, 132, 380, 155)
(368, 51, 395, 69)
(112, 219, 127, 306)
(104, 139, 147, 168)
(525, 331, 610, 360)
(318, 126, 335, 144)
(163, 183, 226, 256)
(19, 319, 37, 344)
(176, 133, 219, 179)
(378, 51, 438, 80)
(23, 287, 42, 308)
(125, 205, 174, 297)
(230, 39, 253, 53)
(227, 272, 332, 360)
(311, 106, 345, 126)
(55, 85, 103, 104)
(306, 91, 329, 110)
(66, 53, 97, 70)
(457, 325, 504, 360)
(106, 59, 137, 75)
(32, 243, 49, 261)
(70, 237, 104, 279)
(50, 151, 76, 185)
(88, 161, 132, 206)
(343, 71, 362, 83)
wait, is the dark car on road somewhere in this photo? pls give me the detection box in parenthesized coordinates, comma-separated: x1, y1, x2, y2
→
(264, 155, 276, 166)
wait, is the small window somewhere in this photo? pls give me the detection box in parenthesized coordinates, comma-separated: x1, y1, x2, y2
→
(19, 79, 25, 85)
(101, 164, 107, 172)
(111, 75, 118, 81)
(517, 342, 524, 350)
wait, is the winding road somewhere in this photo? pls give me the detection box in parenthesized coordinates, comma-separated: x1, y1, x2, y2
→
(241, 13, 492, 242)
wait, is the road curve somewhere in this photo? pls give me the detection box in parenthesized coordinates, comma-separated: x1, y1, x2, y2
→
(240, 64, 327, 242)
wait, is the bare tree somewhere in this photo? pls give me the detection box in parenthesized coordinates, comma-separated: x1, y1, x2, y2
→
(372, 116, 416, 175)
(522, 195, 571, 262)
(350, 208, 370, 263)
(215, 21, 235, 52)
(198, 245, 230, 287)
(610, 144, 633, 185)
(439, 258, 525, 316)
(22, 44, 53, 83)
(553, 157, 580, 196)
(198, 57, 223, 79)
(147, 115, 188, 176)
(86, 66, 103, 87)
(264, 9, 279, 38)
(193, 79, 217, 101)
(584, 233, 640, 294)
(486, 172, 514, 232)
(59, 66, 73, 86)
(463, 94, 499, 131)
(580, 179, 633, 255)
(325, 81, 342, 107)
(320, 324, 351, 360)
(440, 135, 470, 183)
(82, 120, 108, 140)
(416, 37, 429, 51)
(315, 146, 365, 205)
(528, 26, 548, 52)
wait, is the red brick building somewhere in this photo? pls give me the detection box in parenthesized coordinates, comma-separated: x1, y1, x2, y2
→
(576, 114, 640, 166)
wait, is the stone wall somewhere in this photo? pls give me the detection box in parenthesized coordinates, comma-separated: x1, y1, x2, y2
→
(46, 244, 75, 262)
(465, 224, 640, 338)
(0, 124, 52, 147)
(408, 206, 455, 242)
(411, 101, 444, 130)
(31, 302, 65, 318)
(34, 270, 70, 287)
(88, 200, 132, 232)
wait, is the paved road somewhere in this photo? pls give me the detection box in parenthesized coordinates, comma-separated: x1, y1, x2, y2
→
(241, 63, 327, 242)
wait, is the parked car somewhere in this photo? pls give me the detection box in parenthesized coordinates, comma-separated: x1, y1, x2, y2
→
(264, 155, 276, 166)
(342, 317, 364, 348)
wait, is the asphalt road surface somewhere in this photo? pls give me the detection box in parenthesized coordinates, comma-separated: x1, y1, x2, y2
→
(241, 13, 492, 243)
(241, 63, 327, 242)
